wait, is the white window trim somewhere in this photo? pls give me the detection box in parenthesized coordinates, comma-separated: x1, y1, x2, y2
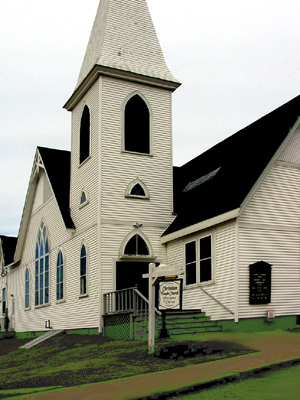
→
(125, 179, 150, 200)
(119, 230, 154, 259)
(25, 267, 31, 310)
(56, 249, 65, 303)
(79, 242, 89, 298)
(184, 233, 215, 289)
(78, 104, 92, 166)
(34, 222, 51, 308)
(79, 189, 89, 208)
(121, 91, 153, 156)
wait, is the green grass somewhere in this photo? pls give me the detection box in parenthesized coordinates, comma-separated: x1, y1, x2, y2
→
(171, 363, 300, 400)
(0, 333, 254, 399)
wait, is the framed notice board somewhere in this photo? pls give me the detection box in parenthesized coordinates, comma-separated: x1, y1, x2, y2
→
(158, 279, 183, 311)
(249, 261, 272, 305)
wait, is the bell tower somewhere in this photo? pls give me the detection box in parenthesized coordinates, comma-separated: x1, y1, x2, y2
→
(64, 0, 180, 297)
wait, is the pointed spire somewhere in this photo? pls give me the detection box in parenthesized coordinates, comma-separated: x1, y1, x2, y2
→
(76, 0, 179, 88)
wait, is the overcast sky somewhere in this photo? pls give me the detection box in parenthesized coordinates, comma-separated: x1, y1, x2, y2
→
(1, 0, 300, 237)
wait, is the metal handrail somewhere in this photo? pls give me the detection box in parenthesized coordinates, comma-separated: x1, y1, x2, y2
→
(199, 286, 234, 315)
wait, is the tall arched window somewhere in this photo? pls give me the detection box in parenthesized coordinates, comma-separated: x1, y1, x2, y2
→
(35, 222, 49, 306)
(124, 234, 149, 256)
(124, 95, 150, 154)
(80, 105, 90, 164)
(25, 269, 30, 309)
(80, 245, 87, 295)
(56, 251, 64, 301)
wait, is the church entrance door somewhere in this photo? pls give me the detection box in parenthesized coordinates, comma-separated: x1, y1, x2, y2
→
(116, 261, 150, 298)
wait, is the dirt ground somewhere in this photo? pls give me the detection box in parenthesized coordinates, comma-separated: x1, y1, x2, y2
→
(0, 334, 251, 392)
(33, 331, 300, 400)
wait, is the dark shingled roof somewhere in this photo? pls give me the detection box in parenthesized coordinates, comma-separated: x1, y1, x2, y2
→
(163, 94, 300, 237)
(38, 147, 75, 230)
(0, 236, 17, 266)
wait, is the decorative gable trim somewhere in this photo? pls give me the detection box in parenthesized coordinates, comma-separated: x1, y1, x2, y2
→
(14, 148, 75, 263)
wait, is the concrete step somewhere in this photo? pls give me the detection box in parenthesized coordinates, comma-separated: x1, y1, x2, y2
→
(169, 325, 222, 335)
(20, 330, 64, 349)
(165, 316, 210, 324)
(167, 321, 220, 330)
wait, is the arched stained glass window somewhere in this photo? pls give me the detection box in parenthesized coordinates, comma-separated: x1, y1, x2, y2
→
(124, 95, 150, 154)
(124, 234, 149, 256)
(35, 222, 49, 306)
(80, 106, 90, 164)
(25, 269, 30, 309)
(80, 245, 87, 295)
(56, 251, 64, 301)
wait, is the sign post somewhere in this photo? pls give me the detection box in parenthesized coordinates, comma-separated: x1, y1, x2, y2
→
(143, 263, 184, 354)
(148, 263, 156, 354)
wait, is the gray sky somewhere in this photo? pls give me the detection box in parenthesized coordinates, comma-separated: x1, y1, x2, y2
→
(1, 0, 300, 237)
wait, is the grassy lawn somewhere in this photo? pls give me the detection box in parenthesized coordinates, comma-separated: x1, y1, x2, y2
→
(172, 363, 300, 400)
(0, 333, 254, 399)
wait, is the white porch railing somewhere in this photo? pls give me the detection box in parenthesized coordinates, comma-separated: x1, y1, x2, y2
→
(103, 287, 161, 317)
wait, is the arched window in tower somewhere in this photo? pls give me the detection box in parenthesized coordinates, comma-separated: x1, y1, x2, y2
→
(124, 95, 150, 154)
(131, 183, 145, 197)
(124, 234, 149, 256)
(125, 179, 150, 199)
(35, 222, 49, 306)
(79, 105, 90, 164)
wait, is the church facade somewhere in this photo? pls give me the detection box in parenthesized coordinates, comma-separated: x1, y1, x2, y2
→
(1, 0, 300, 336)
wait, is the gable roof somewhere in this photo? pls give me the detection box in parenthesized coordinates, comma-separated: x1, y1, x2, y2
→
(163, 94, 300, 238)
(14, 147, 75, 263)
(37, 147, 75, 230)
(0, 236, 17, 266)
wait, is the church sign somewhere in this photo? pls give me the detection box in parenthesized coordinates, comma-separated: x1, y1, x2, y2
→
(158, 279, 183, 310)
(249, 261, 272, 304)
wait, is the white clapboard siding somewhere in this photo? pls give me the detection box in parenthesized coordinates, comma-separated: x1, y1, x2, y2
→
(238, 136, 300, 319)
(100, 77, 174, 226)
(166, 221, 236, 321)
(11, 193, 100, 332)
(239, 164, 300, 228)
(278, 126, 300, 164)
(70, 80, 100, 230)
(238, 227, 300, 318)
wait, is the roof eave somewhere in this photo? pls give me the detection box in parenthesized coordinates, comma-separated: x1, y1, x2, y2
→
(161, 208, 240, 244)
(64, 65, 181, 111)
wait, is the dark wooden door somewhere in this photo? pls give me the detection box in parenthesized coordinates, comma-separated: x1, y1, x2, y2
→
(116, 261, 150, 297)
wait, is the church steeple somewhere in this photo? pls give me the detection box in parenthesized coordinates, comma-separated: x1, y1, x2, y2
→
(64, 0, 180, 110)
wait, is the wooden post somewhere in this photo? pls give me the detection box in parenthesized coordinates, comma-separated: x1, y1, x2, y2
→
(148, 263, 156, 354)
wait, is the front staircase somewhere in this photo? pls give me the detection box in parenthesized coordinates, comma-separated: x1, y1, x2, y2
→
(163, 310, 222, 337)
(103, 288, 222, 340)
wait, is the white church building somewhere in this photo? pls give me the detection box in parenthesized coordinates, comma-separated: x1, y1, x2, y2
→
(1, 0, 300, 339)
